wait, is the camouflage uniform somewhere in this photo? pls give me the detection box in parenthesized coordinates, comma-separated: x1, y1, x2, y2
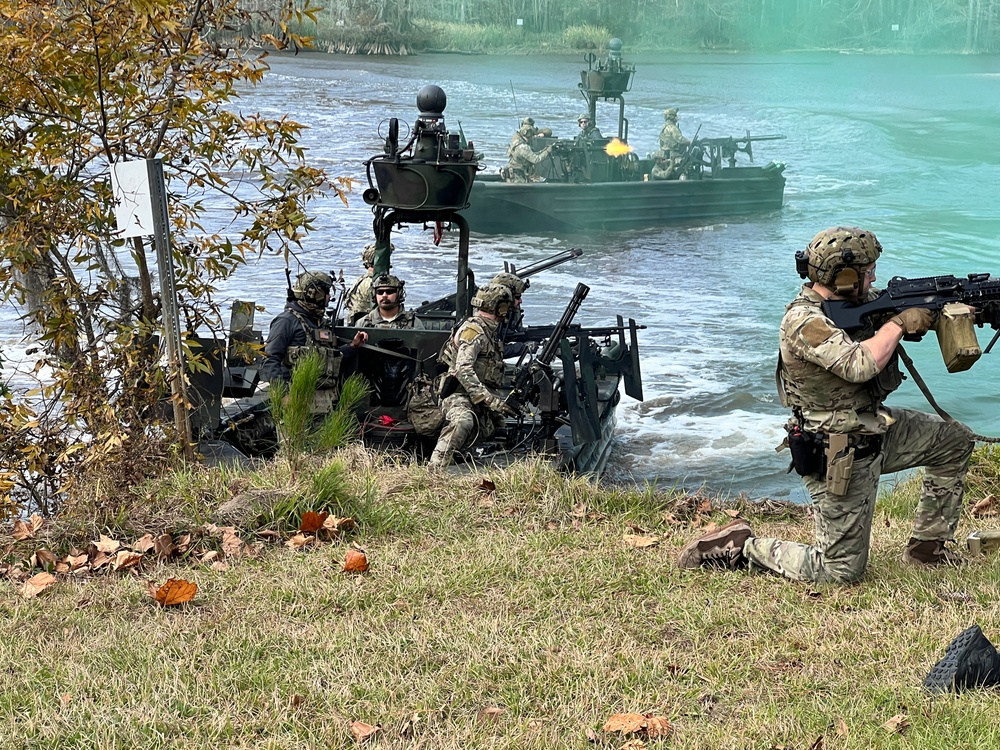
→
(743, 283, 974, 583)
(658, 109, 689, 155)
(357, 306, 425, 329)
(428, 314, 506, 468)
(345, 273, 374, 324)
(504, 126, 553, 183)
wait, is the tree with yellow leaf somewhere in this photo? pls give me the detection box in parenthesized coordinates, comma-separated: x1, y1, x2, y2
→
(0, 0, 342, 514)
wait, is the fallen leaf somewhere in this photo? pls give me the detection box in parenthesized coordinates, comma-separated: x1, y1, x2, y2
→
(12, 518, 36, 541)
(696, 498, 712, 514)
(221, 529, 242, 558)
(883, 714, 910, 734)
(59, 693, 72, 707)
(65, 552, 88, 571)
(350, 720, 380, 742)
(972, 494, 997, 517)
(343, 549, 369, 573)
(20, 571, 56, 599)
(626, 522, 647, 534)
(89, 551, 110, 570)
(585, 727, 600, 743)
(34, 548, 57, 570)
(174, 534, 192, 554)
(285, 533, 314, 550)
(210, 560, 229, 572)
(644, 716, 671, 738)
(201, 550, 220, 563)
(807, 735, 824, 750)
(92, 534, 120, 554)
(724, 508, 741, 517)
(112, 551, 143, 571)
(289, 694, 304, 708)
(477, 478, 496, 495)
(256, 529, 282, 540)
(623, 534, 659, 549)
(300, 510, 329, 533)
(620, 740, 646, 750)
(154, 534, 176, 559)
(603, 713, 648, 735)
(572, 503, 588, 518)
(323, 516, 356, 533)
(150, 578, 198, 606)
(133, 534, 155, 553)
(477, 706, 504, 724)
(834, 717, 849, 736)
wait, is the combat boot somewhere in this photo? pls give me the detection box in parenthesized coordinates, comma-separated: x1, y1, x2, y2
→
(676, 520, 753, 570)
(924, 624, 1000, 693)
(903, 538, 964, 567)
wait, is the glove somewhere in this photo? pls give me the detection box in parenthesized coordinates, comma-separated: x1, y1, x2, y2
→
(889, 307, 934, 336)
(525, 341, 539, 355)
(488, 395, 518, 418)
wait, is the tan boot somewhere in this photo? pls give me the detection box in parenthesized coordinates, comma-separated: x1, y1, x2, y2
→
(676, 520, 753, 570)
(903, 538, 964, 566)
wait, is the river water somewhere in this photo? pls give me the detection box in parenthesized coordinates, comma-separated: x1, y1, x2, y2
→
(3, 49, 1000, 500)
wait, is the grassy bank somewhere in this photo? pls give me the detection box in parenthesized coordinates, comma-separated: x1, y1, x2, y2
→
(3, 447, 1000, 748)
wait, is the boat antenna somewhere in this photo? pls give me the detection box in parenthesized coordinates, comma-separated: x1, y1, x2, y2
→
(509, 80, 520, 123)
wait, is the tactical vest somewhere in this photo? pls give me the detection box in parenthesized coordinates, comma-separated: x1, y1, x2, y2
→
(283, 311, 343, 411)
(439, 317, 505, 392)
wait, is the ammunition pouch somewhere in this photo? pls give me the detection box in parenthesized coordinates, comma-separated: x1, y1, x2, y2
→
(405, 374, 444, 436)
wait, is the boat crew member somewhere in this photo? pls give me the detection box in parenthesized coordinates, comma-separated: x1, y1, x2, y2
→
(575, 113, 603, 142)
(357, 274, 425, 329)
(488, 271, 532, 358)
(261, 270, 367, 414)
(428, 284, 516, 469)
(503, 122, 554, 183)
(677, 227, 974, 583)
(345, 243, 394, 324)
(657, 107, 689, 155)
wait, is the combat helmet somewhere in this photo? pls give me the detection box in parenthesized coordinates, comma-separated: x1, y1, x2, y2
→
(292, 270, 333, 315)
(362, 242, 395, 269)
(577, 113, 591, 124)
(797, 226, 882, 297)
(471, 283, 513, 317)
(663, 108, 678, 120)
(489, 272, 529, 297)
(520, 117, 536, 129)
(371, 273, 406, 303)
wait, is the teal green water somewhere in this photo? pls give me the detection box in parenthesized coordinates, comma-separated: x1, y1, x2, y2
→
(3, 50, 999, 498)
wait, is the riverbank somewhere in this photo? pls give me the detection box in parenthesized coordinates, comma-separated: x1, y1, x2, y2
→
(4, 446, 1000, 747)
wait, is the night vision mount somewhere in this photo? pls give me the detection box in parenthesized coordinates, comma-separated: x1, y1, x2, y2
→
(363, 84, 480, 217)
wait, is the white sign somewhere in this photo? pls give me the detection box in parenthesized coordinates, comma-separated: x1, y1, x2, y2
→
(516, 18, 523, 26)
(110, 160, 155, 238)
(891, 23, 900, 31)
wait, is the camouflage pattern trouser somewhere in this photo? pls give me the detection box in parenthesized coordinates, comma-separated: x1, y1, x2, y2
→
(744, 408, 974, 583)
(427, 394, 498, 468)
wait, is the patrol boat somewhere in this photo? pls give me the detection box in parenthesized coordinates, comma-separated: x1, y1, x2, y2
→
(204, 84, 644, 476)
(458, 38, 787, 235)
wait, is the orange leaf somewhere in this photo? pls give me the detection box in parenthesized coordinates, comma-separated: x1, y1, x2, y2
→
(285, 533, 314, 550)
(20, 571, 56, 599)
(300, 510, 329, 533)
(343, 549, 369, 573)
(350, 720, 380, 742)
(151, 577, 198, 606)
(603, 713, 647, 735)
(623, 534, 659, 549)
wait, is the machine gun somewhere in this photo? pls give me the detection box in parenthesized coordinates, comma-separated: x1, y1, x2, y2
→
(505, 321, 647, 345)
(507, 282, 590, 412)
(696, 131, 786, 167)
(822, 273, 1000, 373)
(412, 248, 583, 316)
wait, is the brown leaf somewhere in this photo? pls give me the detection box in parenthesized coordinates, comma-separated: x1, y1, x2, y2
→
(300, 510, 329, 533)
(477, 478, 496, 495)
(174, 533, 192, 554)
(620, 740, 646, 750)
(477, 706, 504, 724)
(883, 714, 910, 734)
(92, 534, 120, 554)
(154, 533, 176, 559)
(59, 693, 72, 707)
(834, 717, 849, 736)
(285, 533, 314, 550)
(210, 560, 229, 572)
(644, 716, 671, 739)
(150, 577, 198, 606)
(20, 571, 56, 599)
(323, 516, 356, 533)
(623, 534, 660, 549)
(89, 551, 110, 570)
(65, 552, 88, 571)
(221, 529, 243, 558)
(113, 551, 143, 571)
(807, 735, 824, 750)
(585, 727, 600, 743)
(696, 498, 712, 514)
(12, 518, 36, 541)
(34, 548, 57, 570)
(133, 534, 155, 553)
(256, 529, 282, 540)
(350, 720, 380, 742)
(626, 522, 647, 533)
(343, 549, 369, 573)
(200, 550, 220, 563)
(603, 713, 648, 735)
(972, 494, 998, 517)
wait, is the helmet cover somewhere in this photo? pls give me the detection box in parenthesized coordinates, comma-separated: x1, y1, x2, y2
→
(489, 272, 529, 296)
(371, 273, 406, 303)
(292, 271, 333, 315)
(803, 226, 882, 295)
(663, 108, 678, 120)
(471, 283, 513, 316)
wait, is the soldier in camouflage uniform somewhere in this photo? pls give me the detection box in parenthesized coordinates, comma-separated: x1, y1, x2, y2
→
(427, 284, 517, 469)
(653, 108, 690, 180)
(345, 243, 394, 324)
(357, 274, 425, 329)
(504, 122, 554, 183)
(677, 226, 975, 583)
(261, 271, 367, 414)
(488, 271, 531, 359)
(575, 113, 603, 143)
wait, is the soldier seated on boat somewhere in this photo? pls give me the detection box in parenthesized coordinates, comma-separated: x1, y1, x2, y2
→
(428, 284, 517, 470)
(260, 270, 367, 414)
(502, 120, 554, 183)
(650, 147, 680, 180)
(345, 242, 394, 324)
(357, 274, 425, 329)
(575, 113, 604, 143)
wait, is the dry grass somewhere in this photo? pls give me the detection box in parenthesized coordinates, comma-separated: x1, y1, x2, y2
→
(2, 450, 1000, 749)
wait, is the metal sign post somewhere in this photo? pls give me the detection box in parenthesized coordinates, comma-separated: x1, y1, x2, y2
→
(111, 159, 194, 459)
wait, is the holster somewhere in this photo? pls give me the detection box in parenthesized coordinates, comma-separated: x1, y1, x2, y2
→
(825, 432, 854, 496)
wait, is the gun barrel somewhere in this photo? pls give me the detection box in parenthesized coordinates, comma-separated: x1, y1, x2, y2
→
(744, 134, 786, 142)
(511, 248, 584, 278)
(536, 283, 590, 365)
